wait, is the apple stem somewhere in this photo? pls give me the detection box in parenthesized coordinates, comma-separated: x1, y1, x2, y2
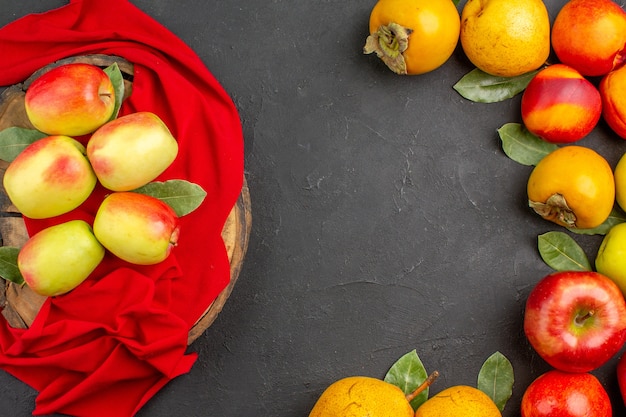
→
(405, 370, 439, 403)
(576, 309, 595, 325)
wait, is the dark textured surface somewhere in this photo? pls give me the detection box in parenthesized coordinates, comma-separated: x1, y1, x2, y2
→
(1, 1, 625, 416)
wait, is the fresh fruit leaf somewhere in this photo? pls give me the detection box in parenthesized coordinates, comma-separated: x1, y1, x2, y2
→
(498, 123, 558, 166)
(133, 179, 207, 217)
(0, 127, 47, 162)
(453, 68, 539, 103)
(568, 206, 626, 236)
(384, 349, 429, 410)
(538, 231, 592, 271)
(0, 246, 24, 285)
(451, 0, 460, 6)
(477, 351, 514, 412)
(103, 62, 125, 121)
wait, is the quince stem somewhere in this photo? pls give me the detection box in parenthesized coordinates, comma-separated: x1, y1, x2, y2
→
(406, 370, 439, 403)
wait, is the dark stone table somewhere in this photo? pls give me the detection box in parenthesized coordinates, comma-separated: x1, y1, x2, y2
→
(1, 1, 625, 416)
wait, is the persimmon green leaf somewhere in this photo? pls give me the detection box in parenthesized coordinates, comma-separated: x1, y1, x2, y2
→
(453, 68, 539, 103)
(498, 123, 558, 166)
(384, 350, 429, 411)
(477, 351, 514, 412)
(538, 231, 592, 271)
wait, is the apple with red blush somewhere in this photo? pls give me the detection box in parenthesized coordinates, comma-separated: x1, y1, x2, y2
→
(18, 220, 105, 297)
(523, 270, 626, 373)
(93, 191, 180, 265)
(25, 63, 115, 136)
(521, 370, 612, 417)
(551, 0, 626, 77)
(2, 135, 97, 219)
(521, 64, 602, 144)
(86, 111, 178, 191)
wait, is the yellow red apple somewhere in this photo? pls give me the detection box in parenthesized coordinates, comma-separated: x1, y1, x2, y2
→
(3, 135, 97, 219)
(599, 64, 626, 139)
(92, 192, 180, 265)
(521, 370, 612, 417)
(551, 0, 626, 77)
(523, 271, 626, 373)
(25, 63, 115, 136)
(18, 220, 105, 297)
(86, 112, 179, 191)
(521, 64, 602, 143)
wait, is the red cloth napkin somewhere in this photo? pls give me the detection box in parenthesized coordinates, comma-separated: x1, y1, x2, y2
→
(0, 0, 244, 416)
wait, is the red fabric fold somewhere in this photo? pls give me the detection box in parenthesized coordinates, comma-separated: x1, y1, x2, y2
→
(0, 0, 244, 416)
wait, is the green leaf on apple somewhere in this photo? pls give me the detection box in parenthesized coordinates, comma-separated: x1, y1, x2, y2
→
(103, 62, 125, 121)
(538, 231, 592, 272)
(477, 351, 514, 412)
(498, 123, 558, 166)
(0, 127, 47, 162)
(453, 68, 539, 103)
(384, 349, 430, 411)
(568, 205, 626, 236)
(0, 246, 24, 285)
(133, 179, 207, 217)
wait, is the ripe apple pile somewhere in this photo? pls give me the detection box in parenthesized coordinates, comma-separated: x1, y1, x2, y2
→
(2, 62, 182, 297)
(521, 0, 626, 144)
(521, 270, 626, 417)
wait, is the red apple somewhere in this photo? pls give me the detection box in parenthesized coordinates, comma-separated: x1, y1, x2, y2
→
(551, 0, 626, 77)
(521, 64, 602, 144)
(523, 271, 626, 373)
(521, 370, 612, 417)
(92, 192, 179, 265)
(25, 63, 115, 136)
(2, 135, 98, 219)
(87, 112, 178, 191)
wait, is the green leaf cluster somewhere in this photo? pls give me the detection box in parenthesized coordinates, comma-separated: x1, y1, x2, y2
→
(385, 350, 513, 412)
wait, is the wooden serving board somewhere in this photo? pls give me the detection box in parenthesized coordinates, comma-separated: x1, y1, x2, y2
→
(0, 55, 251, 345)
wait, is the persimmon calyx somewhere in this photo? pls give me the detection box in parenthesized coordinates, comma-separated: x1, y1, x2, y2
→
(364, 22, 412, 75)
(529, 193, 577, 228)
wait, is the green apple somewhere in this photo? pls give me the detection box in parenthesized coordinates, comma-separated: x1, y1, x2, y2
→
(93, 191, 180, 265)
(25, 63, 115, 136)
(18, 220, 105, 297)
(596, 222, 626, 295)
(3, 135, 97, 219)
(86, 112, 179, 191)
